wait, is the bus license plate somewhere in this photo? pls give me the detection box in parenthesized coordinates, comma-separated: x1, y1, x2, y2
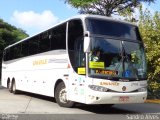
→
(119, 96, 129, 102)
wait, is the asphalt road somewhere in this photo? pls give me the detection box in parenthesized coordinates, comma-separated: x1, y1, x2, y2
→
(0, 86, 160, 120)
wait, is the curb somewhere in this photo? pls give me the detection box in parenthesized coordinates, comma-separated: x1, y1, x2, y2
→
(145, 100, 160, 104)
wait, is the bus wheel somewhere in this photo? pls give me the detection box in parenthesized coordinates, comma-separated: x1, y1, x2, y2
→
(12, 81, 18, 94)
(9, 81, 13, 93)
(7, 80, 10, 89)
(55, 82, 74, 108)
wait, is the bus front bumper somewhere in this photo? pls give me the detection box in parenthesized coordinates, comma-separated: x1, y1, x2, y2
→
(85, 90, 147, 104)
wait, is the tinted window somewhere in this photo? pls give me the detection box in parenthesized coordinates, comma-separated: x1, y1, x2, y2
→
(68, 19, 85, 73)
(21, 41, 29, 57)
(9, 47, 14, 60)
(14, 44, 22, 59)
(50, 23, 66, 50)
(68, 20, 83, 50)
(28, 36, 39, 55)
(39, 31, 51, 53)
(86, 18, 141, 40)
(3, 23, 67, 61)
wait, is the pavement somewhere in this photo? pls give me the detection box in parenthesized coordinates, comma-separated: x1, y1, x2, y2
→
(0, 85, 160, 114)
(0, 86, 94, 114)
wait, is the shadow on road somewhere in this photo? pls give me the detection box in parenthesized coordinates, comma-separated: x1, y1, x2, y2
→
(75, 104, 137, 114)
(18, 91, 135, 114)
(75, 103, 160, 114)
(19, 91, 160, 114)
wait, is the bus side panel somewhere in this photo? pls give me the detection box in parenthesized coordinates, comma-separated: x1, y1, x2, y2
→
(1, 51, 69, 97)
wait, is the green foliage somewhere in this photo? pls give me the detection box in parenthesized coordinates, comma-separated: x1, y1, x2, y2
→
(65, 0, 97, 7)
(0, 19, 28, 48)
(138, 9, 160, 99)
(65, 0, 154, 16)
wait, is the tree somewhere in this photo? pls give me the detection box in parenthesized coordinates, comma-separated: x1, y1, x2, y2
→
(138, 9, 160, 99)
(65, 0, 154, 16)
(0, 19, 28, 77)
(0, 19, 28, 55)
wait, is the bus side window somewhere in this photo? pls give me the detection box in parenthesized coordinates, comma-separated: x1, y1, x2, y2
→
(28, 36, 39, 55)
(10, 47, 14, 60)
(50, 23, 66, 50)
(14, 44, 22, 59)
(21, 41, 29, 57)
(39, 32, 51, 53)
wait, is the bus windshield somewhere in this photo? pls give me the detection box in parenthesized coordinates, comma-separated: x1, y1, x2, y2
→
(86, 18, 147, 80)
(88, 37, 147, 80)
(86, 18, 141, 41)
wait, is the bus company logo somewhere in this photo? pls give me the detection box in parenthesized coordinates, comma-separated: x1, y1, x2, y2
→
(100, 81, 119, 86)
(33, 59, 47, 66)
(122, 86, 127, 91)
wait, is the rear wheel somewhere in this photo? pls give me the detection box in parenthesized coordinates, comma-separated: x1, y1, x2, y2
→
(55, 82, 74, 108)
(12, 81, 18, 94)
(8, 81, 13, 93)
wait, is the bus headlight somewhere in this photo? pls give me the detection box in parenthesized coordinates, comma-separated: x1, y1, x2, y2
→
(138, 87, 147, 92)
(88, 85, 108, 92)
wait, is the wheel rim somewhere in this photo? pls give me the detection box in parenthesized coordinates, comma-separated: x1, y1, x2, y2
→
(59, 88, 67, 103)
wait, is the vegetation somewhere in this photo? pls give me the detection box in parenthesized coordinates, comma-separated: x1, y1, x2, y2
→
(65, 0, 154, 16)
(139, 9, 160, 99)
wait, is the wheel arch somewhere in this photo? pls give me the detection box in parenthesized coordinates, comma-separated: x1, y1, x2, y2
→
(54, 79, 65, 96)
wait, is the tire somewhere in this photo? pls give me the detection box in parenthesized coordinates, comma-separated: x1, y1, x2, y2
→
(55, 82, 74, 108)
(12, 81, 18, 94)
(7, 80, 10, 89)
(8, 81, 13, 93)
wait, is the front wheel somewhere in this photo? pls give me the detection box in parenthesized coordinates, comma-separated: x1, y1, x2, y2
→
(55, 82, 74, 108)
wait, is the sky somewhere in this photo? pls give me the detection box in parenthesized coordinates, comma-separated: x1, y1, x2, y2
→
(0, 0, 160, 36)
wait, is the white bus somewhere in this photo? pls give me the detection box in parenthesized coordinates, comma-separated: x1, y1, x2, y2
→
(1, 15, 147, 107)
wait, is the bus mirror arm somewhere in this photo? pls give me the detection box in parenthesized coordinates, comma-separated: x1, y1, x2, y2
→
(83, 31, 91, 53)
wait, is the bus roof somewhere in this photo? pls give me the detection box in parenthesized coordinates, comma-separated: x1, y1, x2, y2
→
(4, 14, 137, 50)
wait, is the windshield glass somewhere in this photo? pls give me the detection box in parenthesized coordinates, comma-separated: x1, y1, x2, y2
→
(86, 18, 141, 41)
(88, 37, 147, 80)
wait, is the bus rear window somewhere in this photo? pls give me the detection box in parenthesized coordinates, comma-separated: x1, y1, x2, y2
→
(86, 18, 141, 41)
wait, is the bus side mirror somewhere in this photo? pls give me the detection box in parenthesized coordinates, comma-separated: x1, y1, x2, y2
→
(83, 31, 90, 53)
